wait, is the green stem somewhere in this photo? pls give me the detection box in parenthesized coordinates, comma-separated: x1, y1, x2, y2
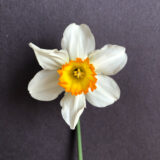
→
(77, 120, 83, 160)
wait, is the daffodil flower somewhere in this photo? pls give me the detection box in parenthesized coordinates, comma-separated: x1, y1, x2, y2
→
(28, 23, 127, 129)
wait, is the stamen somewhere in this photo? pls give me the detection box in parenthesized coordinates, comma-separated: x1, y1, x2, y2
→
(73, 68, 84, 79)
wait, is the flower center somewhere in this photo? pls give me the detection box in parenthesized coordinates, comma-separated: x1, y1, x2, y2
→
(73, 68, 84, 79)
(58, 58, 97, 95)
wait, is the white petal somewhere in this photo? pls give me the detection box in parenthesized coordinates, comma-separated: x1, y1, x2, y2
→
(28, 70, 64, 101)
(29, 43, 69, 70)
(60, 93, 86, 129)
(61, 23, 95, 60)
(86, 75, 120, 107)
(89, 45, 127, 75)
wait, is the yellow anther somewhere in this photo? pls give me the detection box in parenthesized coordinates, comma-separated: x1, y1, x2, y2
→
(73, 68, 84, 79)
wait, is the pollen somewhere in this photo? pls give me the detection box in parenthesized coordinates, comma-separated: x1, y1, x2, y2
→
(57, 58, 97, 96)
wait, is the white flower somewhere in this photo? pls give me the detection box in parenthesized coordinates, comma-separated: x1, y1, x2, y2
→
(28, 23, 127, 129)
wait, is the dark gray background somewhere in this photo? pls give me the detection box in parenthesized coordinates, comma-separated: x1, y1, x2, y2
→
(0, 0, 160, 160)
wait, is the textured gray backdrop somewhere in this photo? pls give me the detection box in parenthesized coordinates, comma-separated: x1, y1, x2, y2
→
(0, 0, 160, 160)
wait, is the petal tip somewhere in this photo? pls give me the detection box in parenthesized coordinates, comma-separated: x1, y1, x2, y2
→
(28, 42, 34, 48)
(28, 42, 38, 50)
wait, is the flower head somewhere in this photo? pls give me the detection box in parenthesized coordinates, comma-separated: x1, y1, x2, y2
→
(28, 23, 127, 129)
